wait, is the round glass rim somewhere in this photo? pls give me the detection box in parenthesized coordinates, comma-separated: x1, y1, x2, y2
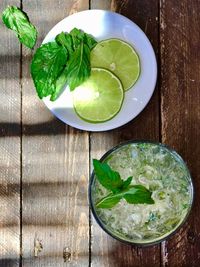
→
(88, 140, 194, 247)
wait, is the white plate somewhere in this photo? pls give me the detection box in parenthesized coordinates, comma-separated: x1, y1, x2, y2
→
(42, 10, 157, 131)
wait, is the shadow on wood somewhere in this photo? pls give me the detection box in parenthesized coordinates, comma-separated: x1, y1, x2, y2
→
(0, 258, 19, 267)
(0, 119, 64, 137)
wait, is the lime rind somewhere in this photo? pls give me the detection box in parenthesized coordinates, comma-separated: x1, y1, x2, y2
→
(73, 67, 124, 123)
(91, 38, 140, 91)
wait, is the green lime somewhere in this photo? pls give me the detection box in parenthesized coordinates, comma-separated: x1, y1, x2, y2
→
(91, 38, 140, 91)
(73, 67, 124, 123)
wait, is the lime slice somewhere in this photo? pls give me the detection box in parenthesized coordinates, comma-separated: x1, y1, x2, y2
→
(91, 38, 140, 91)
(73, 68, 124, 123)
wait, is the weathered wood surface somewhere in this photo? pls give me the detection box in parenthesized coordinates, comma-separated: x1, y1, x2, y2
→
(21, 1, 89, 266)
(160, 0, 200, 266)
(0, 0, 200, 266)
(0, 1, 21, 267)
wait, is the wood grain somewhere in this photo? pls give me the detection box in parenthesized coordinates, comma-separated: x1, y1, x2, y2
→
(1, 0, 199, 266)
(160, 0, 200, 266)
(21, 1, 89, 266)
(0, 1, 21, 266)
(90, 0, 160, 266)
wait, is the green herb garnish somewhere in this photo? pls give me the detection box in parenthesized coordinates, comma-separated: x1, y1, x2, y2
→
(31, 42, 68, 100)
(2, 6, 37, 49)
(65, 41, 90, 90)
(55, 28, 97, 91)
(2, 4, 97, 100)
(55, 32, 74, 56)
(31, 28, 97, 100)
(93, 159, 155, 209)
(69, 28, 97, 50)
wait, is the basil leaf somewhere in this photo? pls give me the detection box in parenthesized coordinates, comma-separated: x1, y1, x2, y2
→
(31, 42, 68, 99)
(93, 159, 124, 193)
(55, 32, 74, 56)
(123, 185, 155, 204)
(66, 42, 90, 91)
(96, 193, 121, 209)
(2, 5, 37, 49)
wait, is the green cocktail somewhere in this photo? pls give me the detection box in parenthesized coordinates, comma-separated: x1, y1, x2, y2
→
(89, 141, 193, 245)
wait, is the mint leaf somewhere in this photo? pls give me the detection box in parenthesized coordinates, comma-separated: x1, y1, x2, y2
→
(70, 28, 84, 49)
(50, 66, 68, 101)
(70, 28, 97, 50)
(123, 185, 155, 204)
(31, 42, 68, 99)
(96, 193, 121, 209)
(93, 159, 154, 209)
(66, 42, 90, 91)
(96, 185, 154, 209)
(30, 27, 97, 101)
(2, 6, 37, 49)
(93, 159, 124, 193)
(55, 32, 74, 56)
(121, 176, 133, 190)
(84, 33, 97, 50)
(53, 29, 97, 94)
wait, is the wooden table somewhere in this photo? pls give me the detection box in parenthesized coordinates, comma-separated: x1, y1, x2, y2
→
(0, 0, 200, 266)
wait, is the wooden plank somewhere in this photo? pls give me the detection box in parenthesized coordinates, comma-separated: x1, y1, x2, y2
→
(160, 0, 200, 266)
(90, 0, 160, 266)
(0, 1, 21, 266)
(21, 1, 89, 266)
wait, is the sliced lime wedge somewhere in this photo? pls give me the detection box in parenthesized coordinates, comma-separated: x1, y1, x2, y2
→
(91, 38, 140, 91)
(73, 67, 124, 123)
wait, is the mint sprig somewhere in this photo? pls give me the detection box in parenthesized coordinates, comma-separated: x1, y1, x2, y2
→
(93, 159, 155, 209)
(93, 159, 125, 193)
(31, 28, 97, 101)
(2, 6, 37, 49)
(2, 4, 97, 101)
